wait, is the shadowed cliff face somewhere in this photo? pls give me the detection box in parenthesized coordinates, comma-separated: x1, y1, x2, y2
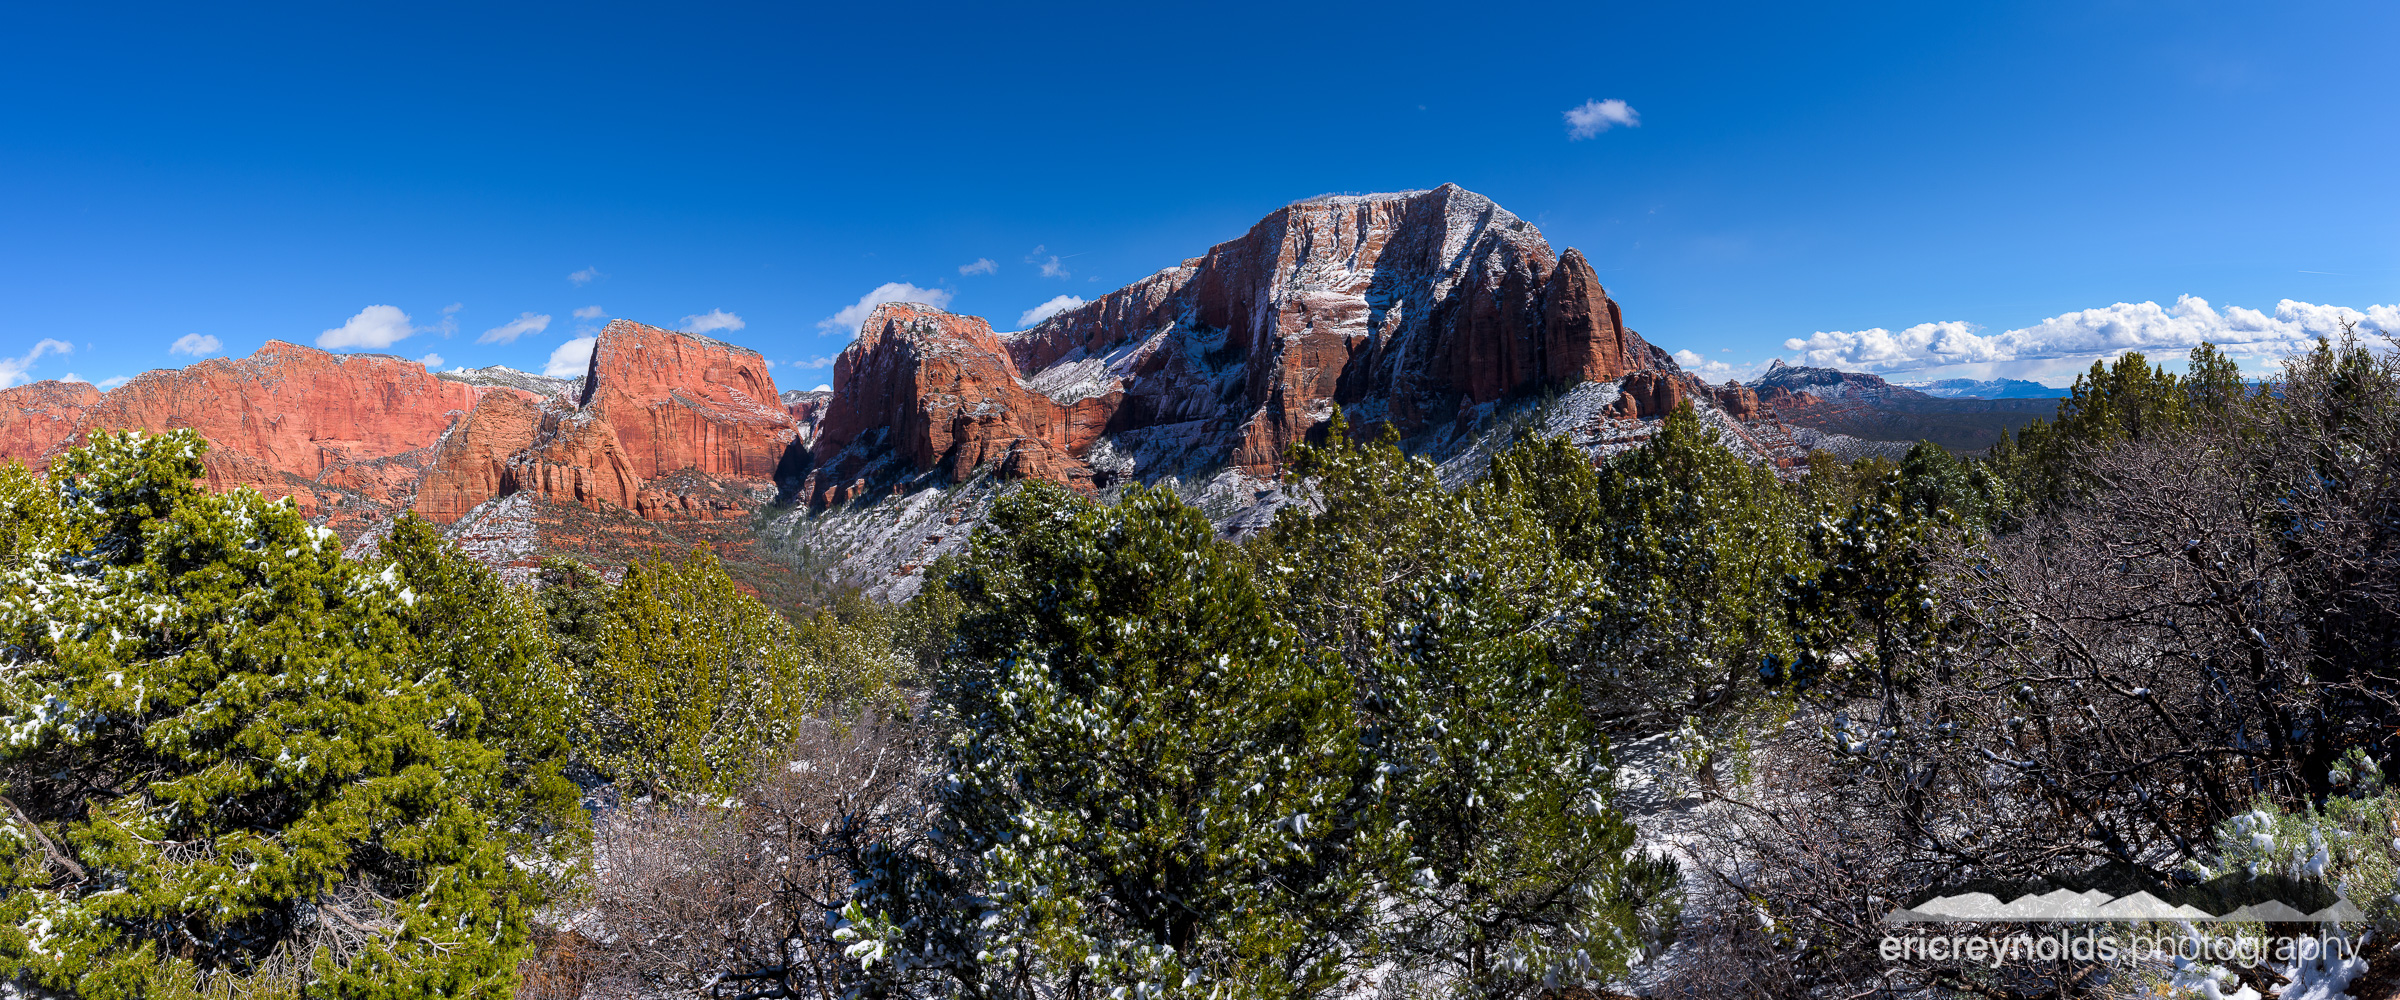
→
(807, 185, 1691, 505)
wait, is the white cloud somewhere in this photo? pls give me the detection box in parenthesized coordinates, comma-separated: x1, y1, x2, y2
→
(433, 302, 463, 336)
(0, 338, 73, 389)
(1565, 98, 1640, 139)
(1781, 296, 2400, 381)
(573, 305, 606, 320)
(679, 309, 746, 334)
(812, 384, 830, 392)
(959, 258, 998, 276)
(317, 305, 417, 350)
(569, 266, 603, 286)
(96, 375, 131, 390)
(816, 283, 955, 335)
(1670, 347, 1765, 382)
(1017, 295, 1087, 328)
(170, 333, 223, 356)
(545, 336, 597, 378)
(418, 353, 445, 368)
(478, 312, 553, 344)
(1026, 245, 1070, 279)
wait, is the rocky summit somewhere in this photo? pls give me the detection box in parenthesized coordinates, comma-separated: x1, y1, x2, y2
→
(0, 185, 1894, 603)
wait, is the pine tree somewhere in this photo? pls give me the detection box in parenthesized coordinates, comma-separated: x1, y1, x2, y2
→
(1565, 404, 1803, 745)
(0, 430, 535, 998)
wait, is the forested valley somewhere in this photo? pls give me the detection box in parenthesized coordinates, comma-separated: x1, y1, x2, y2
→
(5, 331, 2398, 999)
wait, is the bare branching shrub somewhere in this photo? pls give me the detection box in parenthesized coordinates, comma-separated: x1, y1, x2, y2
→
(1665, 337, 2400, 996)
(563, 714, 937, 999)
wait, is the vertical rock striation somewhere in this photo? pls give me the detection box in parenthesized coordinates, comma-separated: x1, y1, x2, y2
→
(807, 184, 1692, 500)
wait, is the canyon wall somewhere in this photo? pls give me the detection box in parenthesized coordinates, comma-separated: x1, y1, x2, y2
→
(804, 185, 1747, 508)
(0, 319, 799, 551)
(0, 185, 1817, 594)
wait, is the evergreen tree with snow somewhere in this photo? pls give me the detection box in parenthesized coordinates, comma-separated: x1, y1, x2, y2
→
(1269, 417, 1678, 995)
(913, 482, 1380, 998)
(0, 430, 541, 998)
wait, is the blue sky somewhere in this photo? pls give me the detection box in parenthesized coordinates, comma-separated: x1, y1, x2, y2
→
(1, 1, 2393, 392)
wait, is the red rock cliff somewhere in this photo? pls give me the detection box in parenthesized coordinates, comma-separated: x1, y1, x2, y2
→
(809, 184, 1677, 497)
(577, 320, 797, 482)
(0, 326, 799, 538)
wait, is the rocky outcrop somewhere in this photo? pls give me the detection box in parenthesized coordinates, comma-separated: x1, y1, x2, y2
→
(0, 345, 486, 519)
(0, 380, 101, 467)
(1749, 360, 1931, 409)
(578, 321, 797, 483)
(1, 185, 1956, 601)
(0, 324, 802, 547)
(807, 185, 1681, 501)
(806, 304, 1102, 506)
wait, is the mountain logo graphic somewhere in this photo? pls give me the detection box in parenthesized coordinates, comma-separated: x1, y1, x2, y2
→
(1885, 865, 2363, 924)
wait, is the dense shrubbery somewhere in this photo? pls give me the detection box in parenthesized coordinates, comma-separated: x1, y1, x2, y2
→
(9, 332, 2398, 999)
(0, 434, 899, 998)
(0, 432, 557, 998)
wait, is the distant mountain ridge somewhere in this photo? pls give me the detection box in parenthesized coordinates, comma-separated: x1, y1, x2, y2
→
(1901, 376, 2068, 400)
(1748, 360, 2057, 454)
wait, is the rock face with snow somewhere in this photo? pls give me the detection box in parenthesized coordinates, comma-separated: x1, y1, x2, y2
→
(0, 185, 1954, 601)
(804, 185, 1707, 508)
(1749, 359, 1930, 408)
(1900, 377, 2067, 400)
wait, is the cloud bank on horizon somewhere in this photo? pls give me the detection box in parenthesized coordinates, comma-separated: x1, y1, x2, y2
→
(1776, 296, 2400, 384)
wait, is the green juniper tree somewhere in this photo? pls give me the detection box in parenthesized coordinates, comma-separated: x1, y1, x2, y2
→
(1268, 418, 1679, 996)
(867, 482, 1377, 998)
(1553, 404, 1804, 792)
(578, 547, 828, 799)
(0, 430, 540, 999)
(375, 515, 587, 895)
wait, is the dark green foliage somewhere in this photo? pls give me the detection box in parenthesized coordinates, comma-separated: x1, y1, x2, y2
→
(1270, 415, 1677, 991)
(917, 482, 1376, 995)
(533, 556, 612, 678)
(0, 431, 535, 998)
(376, 516, 587, 892)
(1986, 345, 2245, 507)
(1567, 404, 1804, 740)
